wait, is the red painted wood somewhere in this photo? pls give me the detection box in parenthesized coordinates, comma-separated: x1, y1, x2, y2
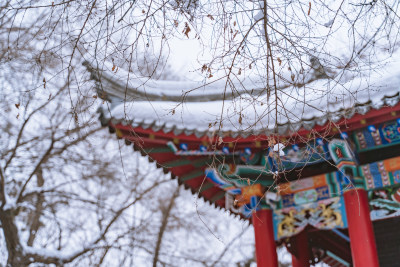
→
(252, 209, 278, 267)
(112, 101, 400, 145)
(292, 230, 310, 267)
(344, 189, 379, 267)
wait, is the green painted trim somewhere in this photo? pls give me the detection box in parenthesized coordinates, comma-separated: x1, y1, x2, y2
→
(180, 170, 204, 182)
(366, 183, 400, 192)
(164, 159, 192, 167)
(210, 191, 225, 202)
(327, 173, 338, 196)
(275, 201, 282, 210)
(198, 182, 215, 193)
(389, 171, 394, 185)
(144, 147, 173, 153)
(259, 199, 272, 210)
(192, 158, 211, 167)
(326, 251, 350, 267)
(166, 141, 178, 153)
(166, 158, 210, 169)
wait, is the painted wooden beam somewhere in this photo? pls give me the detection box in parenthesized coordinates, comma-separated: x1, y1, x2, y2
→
(210, 191, 225, 203)
(179, 170, 205, 182)
(197, 182, 215, 193)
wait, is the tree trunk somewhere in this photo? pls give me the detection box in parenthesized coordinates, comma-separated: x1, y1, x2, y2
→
(0, 209, 29, 267)
(27, 168, 45, 246)
(152, 187, 179, 267)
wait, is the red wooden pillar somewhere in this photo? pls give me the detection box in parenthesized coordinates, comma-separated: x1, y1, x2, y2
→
(344, 189, 379, 267)
(291, 230, 310, 267)
(252, 209, 278, 267)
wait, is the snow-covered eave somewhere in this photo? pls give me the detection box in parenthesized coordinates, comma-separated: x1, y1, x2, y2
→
(98, 91, 400, 138)
(88, 50, 400, 138)
(84, 61, 271, 103)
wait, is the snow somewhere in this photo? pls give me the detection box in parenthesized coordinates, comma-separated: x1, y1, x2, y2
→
(100, 49, 400, 136)
(23, 245, 70, 261)
(2, 193, 16, 211)
(88, 0, 400, 137)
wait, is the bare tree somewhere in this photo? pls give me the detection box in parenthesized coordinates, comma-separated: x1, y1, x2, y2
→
(1, 0, 399, 266)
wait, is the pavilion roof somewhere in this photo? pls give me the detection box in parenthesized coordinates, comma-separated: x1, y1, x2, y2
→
(86, 56, 400, 213)
(87, 55, 400, 138)
(87, 52, 400, 265)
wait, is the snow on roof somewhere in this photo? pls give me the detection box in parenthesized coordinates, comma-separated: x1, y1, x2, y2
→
(90, 51, 400, 138)
(85, 60, 274, 103)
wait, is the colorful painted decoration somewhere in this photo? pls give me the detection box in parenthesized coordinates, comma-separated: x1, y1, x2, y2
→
(340, 132, 349, 139)
(239, 150, 261, 165)
(167, 141, 240, 156)
(278, 175, 340, 208)
(179, 143, 188, 151)
(316, 138, 324, 145)
(282, 187, 331, 208)
(204, 168, 241, 194)
(224, 186, 269, 216)
(368, 125, 377, 132)
(217, 164, 272, 187)
(273, 197, 348, 240)
(359, 156, 400, 189)
(264, 142, 331, 173)
(241, 184, 264, 205)
(354, 119, 400, 150)
(369, 187, 400, 220)
(328, 139, 355, 164)
(381, 120, 400, 144)
(279, 176, 328, 194)
(225, 193, 241, 213)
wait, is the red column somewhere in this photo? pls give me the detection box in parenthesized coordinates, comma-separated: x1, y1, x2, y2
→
(291, 230, 310, 267)
(252, 209, 278, 267)
(344, 189, 379, 267)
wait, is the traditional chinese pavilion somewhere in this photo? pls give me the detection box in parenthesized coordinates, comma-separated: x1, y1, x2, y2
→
(85, 60, 400, 267)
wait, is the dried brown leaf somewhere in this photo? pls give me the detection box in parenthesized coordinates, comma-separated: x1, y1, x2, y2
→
(183, 22, 191, 38)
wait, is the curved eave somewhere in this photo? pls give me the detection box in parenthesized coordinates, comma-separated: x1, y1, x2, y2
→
(101, 100, 400, 212)
(84, 61, 266, 103)
(106, 125, 246, 219)
(101, 98, 400, 143)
